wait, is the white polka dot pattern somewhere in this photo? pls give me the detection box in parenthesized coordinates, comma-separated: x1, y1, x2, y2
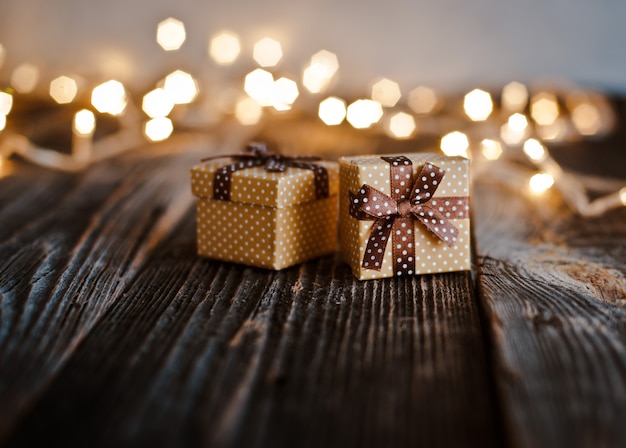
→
(191, 159, 339, 270)
(339, 153, 471, 280)
(191, 160, 338, 208)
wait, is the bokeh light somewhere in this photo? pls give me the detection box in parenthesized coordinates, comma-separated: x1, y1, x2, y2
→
(508, 113, 529, 133)
(464, 89, 493, 121)
(235, 96, 263, 125)
(318, 97, 346, 125)
(157, 17, 186, 51)
(311, 50, 339, 77)
(0, 91, 13, 115)
(531, 92, 559, 126)
(500, 113, 529, 145)
(502, 81, 528, 111)
(49, 75, 78, 104)
(144, 117, 174, 141)
(142, 88, 174, 118)
(522, 138, 546, 161)
(440, 131, 469, 157)
(91, 80, 128, 115)
(253, 37, 283, 67)
(303, 64, 331, 94)
(73, 109, 96, 135)
(571, 102, 602, 136)
(209, 31, 241, 65)
(0, 115, 6, 132)
(480, 139, 503, 160)
(529, 173, 554, 195)
(620, 187, 626, 206)
(371, 78, 401, 107)
(11, 64, 39, 94)
(244, 69, 274, 107)
(303, 50, 339, 94)
(346, 99, 383, 129)
(163, 70, 199, 104)
(387, 112, 416, 139)
(408, 86, 439, 114)
(270, 77, 299, 111)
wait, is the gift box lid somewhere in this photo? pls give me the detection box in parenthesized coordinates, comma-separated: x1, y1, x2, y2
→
(191, 158, 339, 208)
(339, 152, 469, 198)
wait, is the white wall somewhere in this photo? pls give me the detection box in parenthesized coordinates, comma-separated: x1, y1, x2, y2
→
(1, 0, 624, 95)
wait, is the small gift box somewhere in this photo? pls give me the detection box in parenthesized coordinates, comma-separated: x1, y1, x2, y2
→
(339, 153, 471, 280)
(190, 144, 339, 269)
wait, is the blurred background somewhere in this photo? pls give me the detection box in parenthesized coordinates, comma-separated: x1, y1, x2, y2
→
(1, 0, 625, 94)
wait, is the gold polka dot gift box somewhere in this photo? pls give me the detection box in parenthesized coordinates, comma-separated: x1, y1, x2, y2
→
(339, 153, 470, 280)
(190, 144, 339, 270)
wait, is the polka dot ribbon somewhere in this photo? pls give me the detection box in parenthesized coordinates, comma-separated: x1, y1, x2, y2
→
(349, 156, 470, 275)
(202, 143, 330, 201)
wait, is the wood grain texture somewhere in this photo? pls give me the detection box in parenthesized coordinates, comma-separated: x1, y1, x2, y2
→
(474, 177, 626, 448)
(1, 150, 498, 447)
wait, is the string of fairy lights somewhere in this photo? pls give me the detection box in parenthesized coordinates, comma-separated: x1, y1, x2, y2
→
(0, 16, 625, 216)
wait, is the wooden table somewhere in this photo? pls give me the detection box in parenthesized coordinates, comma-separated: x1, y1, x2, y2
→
(1, 114, 625, 447)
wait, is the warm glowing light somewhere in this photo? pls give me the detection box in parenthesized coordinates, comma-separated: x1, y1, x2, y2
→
(0, 91, 13, 115)
(303, 50, 339, 94)
(209, 31, 241, 65)
(318, 97, 346, 125)
(537, 118, 567, 141)
(144, 117, 174, 141)
(49, 76, 78, 104)
(502, 82, 528, 111)
(508, 113, 529, 133)
(11, 63, 39, 93)
(244, 69, 275, 106)
(387, 112, 416, 139)
(523, 139, 546, 161)
(0, 114, 6, 131)
(371, 78, 401, 107)
(303, 63, 331, 94)
(270, 77, 299, 111)
(235, 96, 263, 125)
(163, 70, 199, 104)
(619, 187, 626, 206)
(311, 50, 339, 76)
(408, 86, 439, 114)
(142, 88, 174, 118)
(73, 109, 96, 135)
(571, 102, 602, 136)
(253, 37, 283, 67)
(440, 131, 469, 157)
(91, 80, 128, 115)
(157, 17, 186, 51)
(531, 93, 559, 126)
(529, 173, 554, 195)
(480, 139, 503, 160)
(346, 99, 383, 129)
(463, 89, 493, 121)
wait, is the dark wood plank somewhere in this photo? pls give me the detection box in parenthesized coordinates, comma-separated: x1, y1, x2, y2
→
(474, 174, 626, 448)
(0, 149, 200, 439)
(1, 149, 499, 447)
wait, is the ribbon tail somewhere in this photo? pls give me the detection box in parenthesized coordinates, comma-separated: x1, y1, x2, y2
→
(391, 217, 417, 276)
(362, 217, 394, 271)
(415, 208, 459, 247)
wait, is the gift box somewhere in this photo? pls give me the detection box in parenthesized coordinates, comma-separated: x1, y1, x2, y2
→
(190, 145, 339, 269)
(339, 153, 471, 280)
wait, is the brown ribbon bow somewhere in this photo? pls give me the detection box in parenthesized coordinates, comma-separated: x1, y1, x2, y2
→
(349, 156, 469, 276)
(202, 142, 329, 201)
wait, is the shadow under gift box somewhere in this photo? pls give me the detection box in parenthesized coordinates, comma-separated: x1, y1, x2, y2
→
(190, 158, 339, 269)
(339, 153, 471, 280)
